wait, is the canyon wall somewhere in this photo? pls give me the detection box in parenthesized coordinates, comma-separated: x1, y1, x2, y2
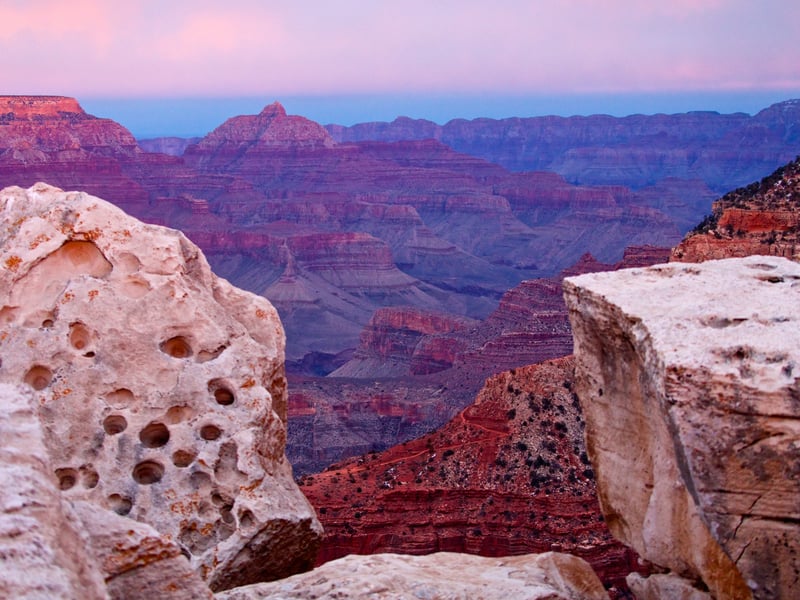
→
(328, 99, 800, 193)
(565, 256, 800, 599)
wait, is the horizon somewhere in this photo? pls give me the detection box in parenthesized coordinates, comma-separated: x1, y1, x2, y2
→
(80, 90, 800, 139)
(3, 1, 799, 137)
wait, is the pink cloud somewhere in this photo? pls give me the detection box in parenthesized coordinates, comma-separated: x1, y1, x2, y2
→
(0, 0, 797, 97)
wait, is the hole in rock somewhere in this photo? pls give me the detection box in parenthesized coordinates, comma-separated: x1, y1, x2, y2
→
(748, 262, 777, 271)
(208, 379, 235, 406)
(80, 466, 99, 489)
(189, 470, 212, 491)
(103, 415, 127, 435)
(117, 252, 141, 274)
(24, 365, 53, 391)
(165, 405, 193, 424)
(200, 424, 222, 441)
(106, 388, 134, 409)
(41, 318, 54, 328)
(139, 422, 170, 448)
(239, 509, 255, 529)
(172, 449, 196, 468)
(179, 547, 192, 560)
(220, 504, 234, 524)
(108, 494, 132, 515)
(160, 336, 192, 359)
(56, 468, 78, 490)
(120, 277, 151, 299)
(132, 460, 165, 485)
(57, 241, 113, 277)
(198, 345, 227, 363)
(0, 306, 20, 325)
(83, 351, 96, 358)
(68, 322, 91, 350)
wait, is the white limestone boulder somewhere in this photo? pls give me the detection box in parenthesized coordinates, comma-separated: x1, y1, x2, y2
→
(0, 183, 321, 590)
(564, 256, 800, 599)
(215, 551, 609, 600)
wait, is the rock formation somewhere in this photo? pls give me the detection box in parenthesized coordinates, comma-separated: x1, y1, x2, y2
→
(0, 382, 108, 600)
(564, 256, 800, 599)
(288, 247, 670, 475)
(672, 155, 800, 263)
(328, 99, 800, 194)
(300, 357, 642, 594)
(0, 183, 321, 590)
(216, 551, 609, 600)
(0, 381, 213, 600)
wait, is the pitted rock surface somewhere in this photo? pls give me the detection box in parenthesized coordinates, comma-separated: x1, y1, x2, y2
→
(0, 183, 321, 590)
(0, 382, 108, 600)
(564, 256, 800, 599)
(216, 551, 608, 600)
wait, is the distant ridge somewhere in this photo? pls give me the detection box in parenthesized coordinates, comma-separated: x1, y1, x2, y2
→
(326, 99, 800, 192)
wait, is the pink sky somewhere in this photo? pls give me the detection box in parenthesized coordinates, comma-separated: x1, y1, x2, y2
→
(2, 0, 799, 98)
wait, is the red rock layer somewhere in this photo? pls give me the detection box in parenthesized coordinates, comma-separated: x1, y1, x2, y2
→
(672, 156, 800, 263)
(331, 308, 477, 378)
(299, 357, 643, 595)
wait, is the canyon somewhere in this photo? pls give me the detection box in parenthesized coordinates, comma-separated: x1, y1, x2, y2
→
(2, 94, 797, 473)
(2, 93, 800, 595)
(4, 95, 797, 371)
(327, 99, 800, 195)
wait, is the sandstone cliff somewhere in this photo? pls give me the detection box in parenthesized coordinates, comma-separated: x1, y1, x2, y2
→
(0, 183, 321, 590)
(565, 256, 800, 599)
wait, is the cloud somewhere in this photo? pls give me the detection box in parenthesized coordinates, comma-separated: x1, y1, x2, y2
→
(0, 0, 798, 97)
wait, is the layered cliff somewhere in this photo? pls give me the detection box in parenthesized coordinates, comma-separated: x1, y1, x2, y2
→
(289, 247, 670, 474)
(328, 99, 800, 193)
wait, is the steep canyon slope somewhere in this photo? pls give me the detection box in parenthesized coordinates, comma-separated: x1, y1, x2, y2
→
(287, 247, 670, 475)
(299, 357, 642, 595)
(672, 155, 800, 262)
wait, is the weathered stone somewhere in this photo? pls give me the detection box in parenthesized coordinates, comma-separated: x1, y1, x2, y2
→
(564, 256, 800, 599)
(0, 183, 322, 590)
(0, 383, 108, 600)
(627, 572, 712, 600)
(71, 501, 212, 600)
(215, 551, 608, 600)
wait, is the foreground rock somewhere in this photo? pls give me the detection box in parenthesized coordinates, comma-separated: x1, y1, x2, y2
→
(0, 183, 321, 589)
(0, 383, 108, 600)
(216, 551, 608, 600)
(564, 256, 800, 599)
